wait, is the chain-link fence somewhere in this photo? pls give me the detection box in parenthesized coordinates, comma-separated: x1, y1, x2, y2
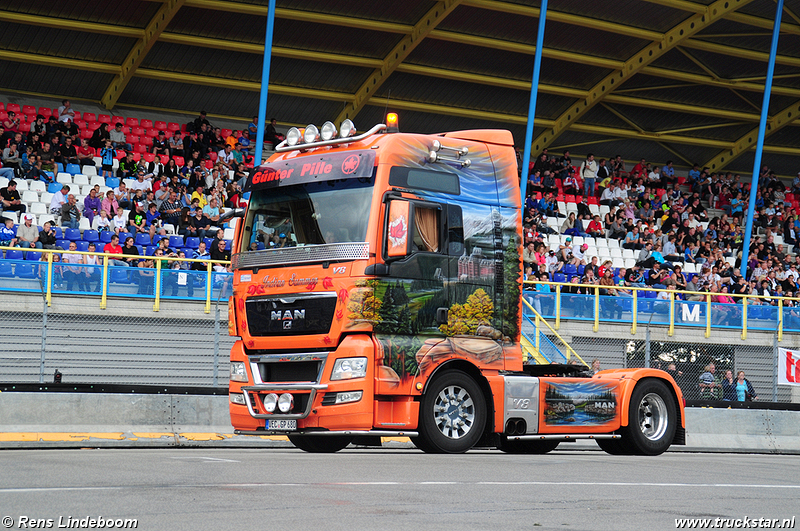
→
(563, 333, 792, 403)
(0, 277, 234, 387)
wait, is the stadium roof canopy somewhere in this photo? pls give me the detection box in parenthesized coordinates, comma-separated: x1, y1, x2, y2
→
(1, 0, 799, 176)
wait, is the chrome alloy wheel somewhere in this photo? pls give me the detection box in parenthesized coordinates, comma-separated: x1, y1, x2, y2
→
(433, 385, 476, 439)
(638, 392, 669, 441)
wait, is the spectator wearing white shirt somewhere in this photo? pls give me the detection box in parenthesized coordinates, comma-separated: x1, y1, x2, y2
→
(50, 185, 70, 215)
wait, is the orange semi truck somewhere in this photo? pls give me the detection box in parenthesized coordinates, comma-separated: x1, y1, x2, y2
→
(225, 117, 685, 455)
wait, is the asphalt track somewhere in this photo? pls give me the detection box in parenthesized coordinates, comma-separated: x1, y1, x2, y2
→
(0, 448, 796, 531)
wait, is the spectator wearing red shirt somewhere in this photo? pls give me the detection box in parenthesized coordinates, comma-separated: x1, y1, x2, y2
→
(77, 139, 95, 169)
(103, 234, 128, 267)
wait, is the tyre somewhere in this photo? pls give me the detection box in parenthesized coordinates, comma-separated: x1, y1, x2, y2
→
(596, 437, 632, 455)
(287, 434, 353, 453)
(498, 438, 559, 454)
(620, 379, 677, 456)
(416, 370, 486, 454)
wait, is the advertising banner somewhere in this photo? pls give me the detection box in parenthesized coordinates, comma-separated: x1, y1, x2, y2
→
(778, 348, 800, 385)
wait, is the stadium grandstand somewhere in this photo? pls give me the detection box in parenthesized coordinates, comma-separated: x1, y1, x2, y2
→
(0, 0, 799, 316)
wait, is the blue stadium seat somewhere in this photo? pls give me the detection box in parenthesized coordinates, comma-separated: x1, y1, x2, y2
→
(145, 245, 157, 256)
(65, 163, 81, 175)
(184, 237, 200, 249)
(256, 242, 265, 250)
(99, 231, 114, 243)
(5, 249, 23, 260)
(224, 240, 231, 250)
(25, 251, 42, 261)
(16, 263, 37, 279)
(203, 237, 214, 249)
(577, 264, 585, 276)
(563, 264, 577, 277)
(169, 235, 184, 248)
(65, 228, 81, 241)
(56, 239, 70, 249)
(109, 267, 130, 283)
(135, 233, 152, 246)
(83, 230, 99, 242)
(75, 241, 89, 252)
(553, 272, 566, 283)
(55, 163, 64, 174)
(135, 245, 144, 255)
(105, 177, 120, 189)
(48, 182, 62, 193)
(53, 227, 63, 239)
(0, 262, 13, 277)
(120, 232, 133, 242)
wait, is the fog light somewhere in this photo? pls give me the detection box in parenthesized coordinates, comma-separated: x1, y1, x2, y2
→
(278, 393, 294, 413)
(303, 124, 319, 143)
(335, 391, 363, 404)
(230, 393, 246, 405)
(320, 121, 337, 141)
(263, 393, 279, 413)
(286, 127, 301, 146)
(340, 119, 356, 138)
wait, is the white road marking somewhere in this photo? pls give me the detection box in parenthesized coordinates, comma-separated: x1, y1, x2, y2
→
(169, 456, 240, 463)
(1, 481, 798, 493)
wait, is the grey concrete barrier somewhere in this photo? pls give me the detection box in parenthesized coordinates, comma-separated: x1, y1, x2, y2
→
(2, 392, 800, 453)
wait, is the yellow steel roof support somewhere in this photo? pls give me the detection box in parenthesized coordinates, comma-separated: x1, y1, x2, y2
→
(530, 0, 756, 154)
(703, 99, 800, 172)
(100, 0, 186, 110)
(334, 0, 463, 125)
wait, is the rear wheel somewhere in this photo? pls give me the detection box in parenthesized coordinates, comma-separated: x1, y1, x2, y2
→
(596, 437, 632, 455)
(416, 371, 486, 454)
(498, 438, 560, 454)
(620, 379, 677, 456)
(288, 434, 353, 453)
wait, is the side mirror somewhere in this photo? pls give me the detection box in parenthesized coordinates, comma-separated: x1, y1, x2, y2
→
(219, 208, 245, 223)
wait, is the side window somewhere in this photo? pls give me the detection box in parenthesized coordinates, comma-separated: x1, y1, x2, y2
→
(385, 200, 443, 259)
(447, 205, 463, 256)
(413, 206, 439, 252)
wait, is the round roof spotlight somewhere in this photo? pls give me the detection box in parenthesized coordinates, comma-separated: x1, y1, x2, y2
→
(320, 121, 338, 141)
(304, 124, 319, 144)
(286, 127, 302, 146)
(340, 119, 356, 138)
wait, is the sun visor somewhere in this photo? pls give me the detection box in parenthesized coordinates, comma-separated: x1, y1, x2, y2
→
(245, 150, 375, 192)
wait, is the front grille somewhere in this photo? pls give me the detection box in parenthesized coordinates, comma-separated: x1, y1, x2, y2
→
(258, 360, 321, 383)
(246, 292, 337, 336)
(252, 392, 310, 415)
(321, 392, 338, 406)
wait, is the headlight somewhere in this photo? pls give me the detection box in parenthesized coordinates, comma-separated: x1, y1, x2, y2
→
(286, 127, 301, 146)
(278, 393, 294, 413)
(303, 124, 319, 143)
(340, 119, 356, 138)
(330, 357, 368, 380)
(230, 362, 248, 382)
(320, 121, 337, 141)
(263, 393, 279, 413)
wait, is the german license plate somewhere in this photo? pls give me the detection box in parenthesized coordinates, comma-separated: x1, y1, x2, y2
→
(268, 419, 296, 431)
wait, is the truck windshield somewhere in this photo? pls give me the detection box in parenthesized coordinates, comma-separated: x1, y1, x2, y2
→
(245, 178, 374, 250)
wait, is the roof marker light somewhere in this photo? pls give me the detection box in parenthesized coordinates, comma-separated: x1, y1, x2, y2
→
(386, 113, 399, 133)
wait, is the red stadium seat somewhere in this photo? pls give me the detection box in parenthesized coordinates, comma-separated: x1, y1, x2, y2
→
(126, 117, 139, 127)
(112, 116, 125, 126)
(173, 156, 184, 166)
(37, 107, 51, 118)
(131, 126, 145, 136)
(23, 112, 36, 123)
(0, 102, 5, 111)
(143, 153, 156, 163)
(146, 128, 158, 138)
(80, 129, 93, 139)
(208, 151, 217, 162)
(114, 150, 125, 160)
(6, 103, 21, 113)
(140, 119, 153, 129)
(565, 195, 576, 203)
(18, 122, 30, 132)
(159, 155, 169, 164)
(128, 135, 140, 144)
(0, 111, 7, 121)
(221, 128, 233, 138)
(181, 123, 187, 132)
(83, 112, 97, 122)
(51, 108, 59, 118)
(86, 121, 100, 131)
(134, 143, 147, 154)
(132, 152, 142, 162)
(98, 114, 111, 124)
(167, 122, 180, 132)
(22, 105, 36, 115)
(74, 119, 86, 129)
(155, 121, 167, 130)
(72, 111, 81, 120)
(204, 159, 213, 169)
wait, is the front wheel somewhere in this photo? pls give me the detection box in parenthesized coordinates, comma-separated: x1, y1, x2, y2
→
(498, 438, 560, 454)
(621, 379, 677, 456)
(416, 371, 486, 454)
(288, 434, 353, 453)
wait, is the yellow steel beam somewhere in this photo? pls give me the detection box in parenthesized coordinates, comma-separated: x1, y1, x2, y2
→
(703, 99, 800, 172)
(101, 0, 186, 110)
(683, 39, 800, 69)
(0, 10, 142, 38)
(529, 0, 756, 154)
(335, 0, 462, 124)
(0, 49, 119, 74)
(642, 66, 800, 98)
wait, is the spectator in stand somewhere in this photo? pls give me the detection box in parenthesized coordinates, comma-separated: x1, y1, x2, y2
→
(1, 180, 26, 214)
(57, 100, 76, 123)
(82, 187, 102, 226)
(600, 183, 623, 207)
(152, 131, 170, 157)
(210, 238, 230, 262)
(59, 119, 80, 143)
(159, 190, 183, 228)
(37, 141, 55, 174)
(203, 196, 220, 225)
(168, 132, 183, 157)
(217, 143, 235, 171)
(580, 154, 598, 197)
(2, 142, 23, 178)
(237, 131, 251, 155)
(16, 214, 41, 249)
(2, 112, 21, 144)
(56, 136, 78, 166)
(39, 221, 60, 250)
(62, 241, 88, 292)
(109, 122, 131, 151)
(265, 118, 284, 149)
(623, 225, 643, 250)
(192, 111, 211, 133)
(77, 138, 95, 169)
(89, 123, 110, 150)
(130, 168, 153, 195)
(0, 217, 17, 247)
(128, 201, 148, 236)
(734, 371, 757, 401)
(120, 236, 139, 266)
(61, 194, 81, 229)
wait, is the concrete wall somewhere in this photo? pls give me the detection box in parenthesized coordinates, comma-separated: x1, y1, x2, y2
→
(2, 391, 799, 453)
